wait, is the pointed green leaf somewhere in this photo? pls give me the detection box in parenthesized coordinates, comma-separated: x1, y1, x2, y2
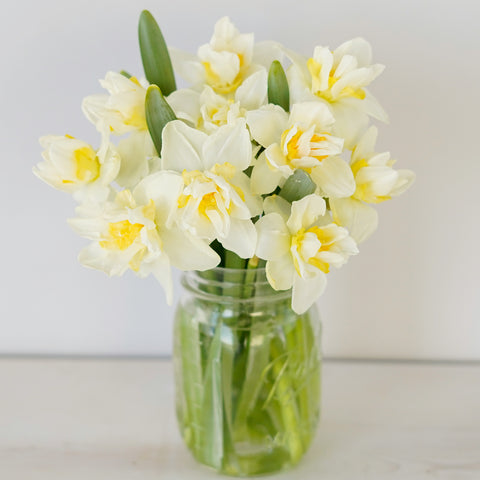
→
(279, 170, 316, 203)
(145, 85, 177, 155)
(268, 60, 290, 112)
(138, 10, 176, 95)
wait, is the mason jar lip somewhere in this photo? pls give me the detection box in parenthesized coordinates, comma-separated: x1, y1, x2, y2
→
(181, 267, 292, 304)
(191, 266, 267, 274)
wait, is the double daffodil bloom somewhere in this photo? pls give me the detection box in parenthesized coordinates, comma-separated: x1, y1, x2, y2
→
(82, 71, 147, 135)
(69, 176, 220, 304)
(82, 72, 160, 189)
(161, 119, 261, 258)
(167, 69, 267, 133)
(287, 38, 387, 147)
(170, 17, 280, 96)
(246, 102, 354, 198)
(34, 134, 120, 203)
(330, 126, 415, 243)
(256, 194, 358, 314)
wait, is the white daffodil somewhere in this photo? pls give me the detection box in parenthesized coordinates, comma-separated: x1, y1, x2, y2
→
(170, 17, 279, 96)
(256, 194, 358, 314)
(246, 102, 354, 198)
(161, 119, 261, 258)
(34, 134, 120, 203)
(330, 126, 415, 243)
(82, 71, 147, 135)
(287, 38, 387, 147)
(69, 176, 220, 304)
(167, 69, 268, 134)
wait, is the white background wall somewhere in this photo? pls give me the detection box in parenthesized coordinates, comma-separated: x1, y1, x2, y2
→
(1, 0, 479, 359)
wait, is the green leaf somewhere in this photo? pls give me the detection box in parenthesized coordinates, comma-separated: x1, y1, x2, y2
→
(268, 60, 290, 112)
(145, 85, 176, 155)
(119, 70, 132, 79)
(279, 170, 316, 203)
(138, 10, 176, 95)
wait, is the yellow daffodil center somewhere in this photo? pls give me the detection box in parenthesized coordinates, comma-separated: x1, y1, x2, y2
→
(205, 99, 235, 126)
(281, 128, 303, 161)
(203, 53, 245, 94)
(124, 105, 147, 130)
(280, 127, 329, 171)
(72, 146, 100, 183)
(351, 159, 391, 204)
(100, 220, 143, 251)
(178, 163, 243, 217)
(291, 226, 338, 275)
(307, 57, 366, 102)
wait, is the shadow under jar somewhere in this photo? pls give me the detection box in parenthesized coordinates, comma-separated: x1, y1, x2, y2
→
(173, 267, 322, 476)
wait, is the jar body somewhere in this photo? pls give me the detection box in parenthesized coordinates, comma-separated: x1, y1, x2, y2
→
(173, 268, 322, 476)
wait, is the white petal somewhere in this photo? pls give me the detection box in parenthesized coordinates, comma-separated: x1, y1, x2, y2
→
(202, 119, 252, 171)
(286, 64, 317, 103)
(116, 132, 151, 188)
(138, 254, 174, 305)
(246, 105, 288, 147)
(162, 228, 220, 271)
(292, 273, 327, 314)
(263, 195, 292, 221)
(161, 120, 207, 172)
(266, 253, 295, 291)
(331, 65, 384, 98)
(331, 99, 369, 149)
(98, 143, 121, 186)
(198, 48, 240, 85)
(250, 151, 283, 195)
(390, 169, 415, 196)
(232, 172, 263, 216)
(368, 152, 391, 167)
(133, 171, 183, 227)
(363, 91, 389, 123)
(166, 89, 201, 126)
(265, 143, 289, 172)
(252, 40, 286, 68)
(310, 156, 356, 198)
(289, 102, 335, 131)
(356, 166, 398, 196)
(78, 242, 134, 277)
(311, 46, 334, 91)
(81, 94, 110, 132)
(255, 213, 290, 260)
(235, 68, 268, 110)
(287, 194, 326, 233)
(68, 216, 105, 241)
(334, 38, 372, 67)
(352, 126, 378, 164)
(330, 197, 378, 244)
(169, 47, 206, 85)
(333, 54, 358, 78)
(220, 218, 257, 258)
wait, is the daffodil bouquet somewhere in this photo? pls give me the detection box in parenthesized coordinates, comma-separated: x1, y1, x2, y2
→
(35, 11, 414, 476)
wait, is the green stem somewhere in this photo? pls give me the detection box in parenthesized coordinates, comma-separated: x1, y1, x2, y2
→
(177, 308, 204, 452)
(200, 323, 224, 469)
(269, 336, 304, 464)
(224, 251, 245, 298)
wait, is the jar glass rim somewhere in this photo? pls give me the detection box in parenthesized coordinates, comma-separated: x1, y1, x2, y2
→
(181, 267, 292, 303)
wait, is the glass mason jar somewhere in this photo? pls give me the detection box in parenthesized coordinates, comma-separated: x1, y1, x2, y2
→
(173, 267, 322, 476)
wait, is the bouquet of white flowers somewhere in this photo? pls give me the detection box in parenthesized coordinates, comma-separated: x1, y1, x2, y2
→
(34, 11, 414, 475)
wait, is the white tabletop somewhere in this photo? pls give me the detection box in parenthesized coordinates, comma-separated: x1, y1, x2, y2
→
(0, 358, 479, 479)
